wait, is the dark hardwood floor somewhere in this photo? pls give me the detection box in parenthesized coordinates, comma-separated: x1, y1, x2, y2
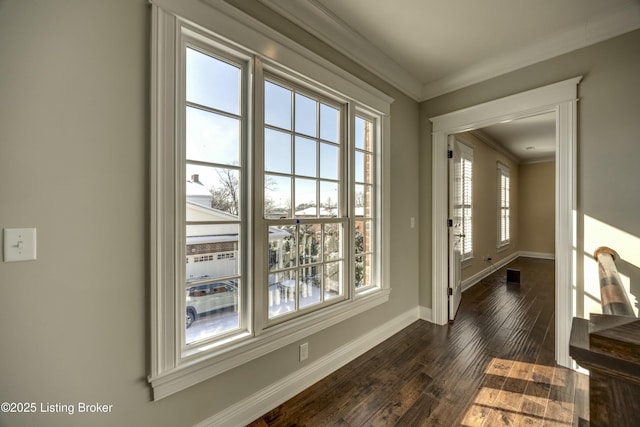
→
(249, 257, 589, 426)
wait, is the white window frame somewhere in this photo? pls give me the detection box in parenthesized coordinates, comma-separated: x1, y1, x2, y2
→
(497, 162, 511, 249)
(258, 70, 353, 328)
(149, 2, 392, 400)
(352, 110, 380, 293)
(458, 142, 473, 263)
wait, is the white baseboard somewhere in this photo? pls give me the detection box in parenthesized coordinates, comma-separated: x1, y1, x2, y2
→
(461, 251, 556, 292)
(461, 251, 519, 292)
(519, 251, 555, 260)
(195, 307, 419, 427)
(419, 306, 432, 322)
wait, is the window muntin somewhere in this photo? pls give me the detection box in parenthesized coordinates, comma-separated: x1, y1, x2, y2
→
(184, 46, 246, 345)
(263, 76, 346, 322)
(498, 163, 511, 247)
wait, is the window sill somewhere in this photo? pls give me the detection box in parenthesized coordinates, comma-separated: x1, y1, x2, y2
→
(148, 288, 390, 400)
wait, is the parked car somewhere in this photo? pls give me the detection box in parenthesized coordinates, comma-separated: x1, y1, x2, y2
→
(186, 281, 238, 328)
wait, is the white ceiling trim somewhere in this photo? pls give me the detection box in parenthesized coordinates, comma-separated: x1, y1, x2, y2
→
(260, 0, 640, 102)
(258, 0, 423, 99)
(421, 3, 640, 101)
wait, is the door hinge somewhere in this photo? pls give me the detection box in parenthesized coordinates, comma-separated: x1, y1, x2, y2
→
(447, 150, 453, 159)
(448, 288, 453, 296)
(447, 219, 453, 227)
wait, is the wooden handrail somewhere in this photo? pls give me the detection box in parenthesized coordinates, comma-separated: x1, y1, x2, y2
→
(569, 246, 640, 426)
(594, 246, 635, 317)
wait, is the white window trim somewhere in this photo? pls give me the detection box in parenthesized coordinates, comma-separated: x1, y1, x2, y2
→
(149, 1, 392, 400)
(497, 162, 510, 249)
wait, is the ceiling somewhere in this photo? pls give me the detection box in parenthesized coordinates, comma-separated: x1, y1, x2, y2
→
(260, 0, 640, 101)
(473, 113, 556, 163)
(259, 0, 640, 162)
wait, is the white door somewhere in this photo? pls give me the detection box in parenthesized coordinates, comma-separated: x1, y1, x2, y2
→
(448, 136, 463, 321)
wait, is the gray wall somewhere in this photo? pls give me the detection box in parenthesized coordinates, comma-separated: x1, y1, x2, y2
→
(0, 1, 419, 426)
(419, 29, 640, 314)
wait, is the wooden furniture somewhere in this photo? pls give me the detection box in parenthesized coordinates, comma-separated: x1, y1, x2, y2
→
(570, 246, 640, 427)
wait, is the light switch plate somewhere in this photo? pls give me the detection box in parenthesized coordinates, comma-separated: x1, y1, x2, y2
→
(3, 228, 37, 262)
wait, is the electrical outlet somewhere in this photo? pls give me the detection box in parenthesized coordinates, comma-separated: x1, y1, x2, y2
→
(299, 342, 309, 362)
(483, 255, 492, 263)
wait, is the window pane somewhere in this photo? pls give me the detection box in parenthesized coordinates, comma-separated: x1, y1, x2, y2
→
(268, 270, 296, 318)
(187, 165, 240, 216)
(355, 184, 365, 217)
(265, 81, 291, 130)
(323, 223, 342, 261)
(319, 181, 338, 217)
(265, 174, 291, 218)
(355, 151, 373, 185)
(186, 224, 240, 283)
(325, 261, 343, 299)
(365, 184, 373, 218)
(186, 107, 240, 166)
(320, 142, 339, 180)
(295, 178, 317, 216)
(265, 129, 291, 174)
(269, 225, 297, 271)
(355, 254, 372, 289)
(299, 224, 321, 265)
(295, 136, 317, 177)
(355, 220, 372, 255)
(320, 104, 339, 143)
(186, 47, 240, 115)
(355, 151, 364, 183)
(300, 265, 321, 309)
(295, 93, 317, 137)
(185, 279, 239, 344)
(355, 116, 366, 150)
(363, 153, 373, 184)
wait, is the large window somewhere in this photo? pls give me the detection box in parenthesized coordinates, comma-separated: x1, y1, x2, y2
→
(497, 163, 511, 248)
(263, 76, 347, 322)
(149, 4, 391, 399)
(184, 46, 246, 345)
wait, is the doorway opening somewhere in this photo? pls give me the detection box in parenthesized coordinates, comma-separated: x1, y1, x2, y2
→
(431, 77, 581, 368)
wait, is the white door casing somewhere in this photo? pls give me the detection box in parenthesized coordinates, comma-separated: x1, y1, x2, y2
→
(448, 136, 463, 320)
(430, 77, 581, 368)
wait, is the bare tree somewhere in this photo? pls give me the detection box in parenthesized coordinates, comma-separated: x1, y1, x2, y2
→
(209, 171, 284, 217)
(210, 169, 239, 215)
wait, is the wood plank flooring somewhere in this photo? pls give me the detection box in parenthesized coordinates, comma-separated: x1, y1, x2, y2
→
(249, 257, 589, 426)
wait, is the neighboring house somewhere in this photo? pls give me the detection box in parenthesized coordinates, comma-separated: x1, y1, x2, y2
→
(186, 177, 290, 284)
(186, 178, 240, 283)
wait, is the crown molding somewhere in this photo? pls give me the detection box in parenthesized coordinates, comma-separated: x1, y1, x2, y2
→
(258, 0, 423, 100)
(420, 2, 640, 101)
(259, 0, 640, 103)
